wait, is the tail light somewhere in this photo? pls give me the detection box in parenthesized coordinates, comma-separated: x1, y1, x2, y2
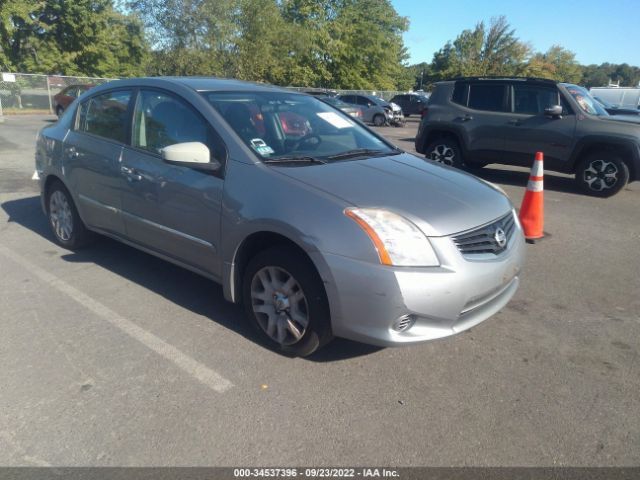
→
(421, 107, 428, 118)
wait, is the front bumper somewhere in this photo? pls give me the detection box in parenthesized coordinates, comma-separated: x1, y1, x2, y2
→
(317, 223, 525, 347)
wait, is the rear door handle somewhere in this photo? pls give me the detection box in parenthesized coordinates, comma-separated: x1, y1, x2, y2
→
(508, 119, 522, 126)
(121, 165, 143, 182)
(458, 115, 473, 122)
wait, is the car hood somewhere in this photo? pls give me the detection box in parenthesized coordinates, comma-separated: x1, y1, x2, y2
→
(600, 114, 640, 125)
(274, 153, 513, 236)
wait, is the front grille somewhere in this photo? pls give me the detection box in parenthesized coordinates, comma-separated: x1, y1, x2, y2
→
(452, 212, 515, 255)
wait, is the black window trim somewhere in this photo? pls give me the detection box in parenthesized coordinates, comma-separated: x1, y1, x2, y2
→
(72, 87, 135, 147)
(127, 86, 229, 176)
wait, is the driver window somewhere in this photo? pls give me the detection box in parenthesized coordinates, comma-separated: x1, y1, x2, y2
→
(132, 90, 225, 163)
(513, 85, 558, 115)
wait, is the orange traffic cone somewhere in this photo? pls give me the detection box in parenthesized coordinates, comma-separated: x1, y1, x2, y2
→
(519, 151, 544, 243)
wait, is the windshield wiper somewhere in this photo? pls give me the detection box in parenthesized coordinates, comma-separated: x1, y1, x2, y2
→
(327, 148, 401, 160)
(263, 155, 327, 165)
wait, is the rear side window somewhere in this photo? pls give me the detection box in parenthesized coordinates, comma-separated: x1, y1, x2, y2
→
(513, 85, 559, 115)
(78, 90, 132, 143)
(452, 83, 467, 105)
(468, 84, 507, 112)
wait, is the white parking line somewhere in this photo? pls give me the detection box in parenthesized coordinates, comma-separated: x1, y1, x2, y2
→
(0, 243, 233, 393)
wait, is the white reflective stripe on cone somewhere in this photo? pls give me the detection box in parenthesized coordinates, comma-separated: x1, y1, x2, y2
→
(531, 160, 544, 177)
(527, 179, 544, 192)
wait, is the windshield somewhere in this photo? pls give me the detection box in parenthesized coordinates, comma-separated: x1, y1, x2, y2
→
(201, 91, 396, 162)
(565, 85, 608, 116)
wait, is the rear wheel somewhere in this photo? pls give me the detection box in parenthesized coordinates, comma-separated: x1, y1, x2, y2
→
(575, 152, 629, 197)
(242, 247, 333, 357)
(425, 138, 464, 168)
(46, 180, 94, 249)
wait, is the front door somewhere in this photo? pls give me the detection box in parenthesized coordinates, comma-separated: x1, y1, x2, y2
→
(503, 84, 577, 169)
(120, 89, 226, 278)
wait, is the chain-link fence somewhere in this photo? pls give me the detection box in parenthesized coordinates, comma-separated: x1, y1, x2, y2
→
(0, 73, 115, 118)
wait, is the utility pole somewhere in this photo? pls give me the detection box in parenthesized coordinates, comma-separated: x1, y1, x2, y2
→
(419, 70, 424, 91)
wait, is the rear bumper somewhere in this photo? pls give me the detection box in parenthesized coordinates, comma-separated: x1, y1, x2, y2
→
(318, 221, 526, 347)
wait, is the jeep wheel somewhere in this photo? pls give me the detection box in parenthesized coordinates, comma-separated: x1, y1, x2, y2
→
(425, 138, 464, 168)
(576, 152, 629, 198)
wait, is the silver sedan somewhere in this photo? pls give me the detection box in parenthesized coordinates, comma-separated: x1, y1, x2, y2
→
(35, 77, 525, 356)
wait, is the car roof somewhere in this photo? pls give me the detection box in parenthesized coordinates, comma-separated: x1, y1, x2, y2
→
(438, 76, 559, 86)
(87, 76, 298, 95)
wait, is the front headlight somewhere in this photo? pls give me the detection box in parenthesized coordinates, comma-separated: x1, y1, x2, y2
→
(345, 208, 439, 267)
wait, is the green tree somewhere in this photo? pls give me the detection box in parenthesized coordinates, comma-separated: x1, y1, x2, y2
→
(431, 16, 531, 80)
(527, 45, 582, 83)
(1, 0, 148, 77)
(327, 0, 409, 90)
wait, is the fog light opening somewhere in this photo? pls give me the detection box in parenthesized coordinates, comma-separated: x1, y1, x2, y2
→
(393, 314, 416, 332)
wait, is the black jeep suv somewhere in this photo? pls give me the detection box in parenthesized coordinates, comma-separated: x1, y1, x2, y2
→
(415, 77, 640, 197)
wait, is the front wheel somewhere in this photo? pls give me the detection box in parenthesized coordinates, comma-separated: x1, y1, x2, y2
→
(373, 114, 386, 127)
(55, 105, 64, 117)
(425, 138, 464, 168)
(575, 152, 629, 197)
(242, 247, 333, 357)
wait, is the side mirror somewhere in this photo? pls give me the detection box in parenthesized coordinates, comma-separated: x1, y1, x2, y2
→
(161, 142, 221, 171)
(544, 105, 563, 118)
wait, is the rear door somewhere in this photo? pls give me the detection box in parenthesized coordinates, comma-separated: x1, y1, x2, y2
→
(503, 84, 577, 169)
(119, 89, 226, 277)
(63, 89, 133, 235)
(461, 82, 509, 163)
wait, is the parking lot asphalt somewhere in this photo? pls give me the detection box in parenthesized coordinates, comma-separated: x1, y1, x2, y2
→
(1, 115, 639, 466)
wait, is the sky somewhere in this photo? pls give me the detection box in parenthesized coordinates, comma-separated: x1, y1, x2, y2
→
(392, 0, 640, 67)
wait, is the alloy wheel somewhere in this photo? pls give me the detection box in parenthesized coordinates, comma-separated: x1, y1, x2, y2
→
(584, 159, 618, 192)
(429, 144, 455, 165)
(250, 266, 309, 346)
(49, 190, 74, 241)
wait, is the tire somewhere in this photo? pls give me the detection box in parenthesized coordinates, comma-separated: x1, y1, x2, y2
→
(373, 114, 386, 127)
(242, 246, 333, 357)
(425, 137, 464, 168)
(55, 105, 64, 117)
(46, 180, 95, 249)
(575, 151, 630, 198)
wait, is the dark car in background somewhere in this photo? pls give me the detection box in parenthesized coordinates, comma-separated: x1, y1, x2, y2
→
(415, 77, 640, 197)
(390, 93, 430, 117)
(53, 84, 94, 116)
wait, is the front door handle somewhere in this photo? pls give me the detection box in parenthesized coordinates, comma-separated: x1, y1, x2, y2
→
(67, 147, 80, 159)
(121, 165, 143, 182)
(508, 119, 522, 126)
(458, 114, 473, 122)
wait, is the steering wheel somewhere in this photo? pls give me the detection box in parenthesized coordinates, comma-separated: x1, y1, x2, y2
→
(292, 134, 322, 151)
